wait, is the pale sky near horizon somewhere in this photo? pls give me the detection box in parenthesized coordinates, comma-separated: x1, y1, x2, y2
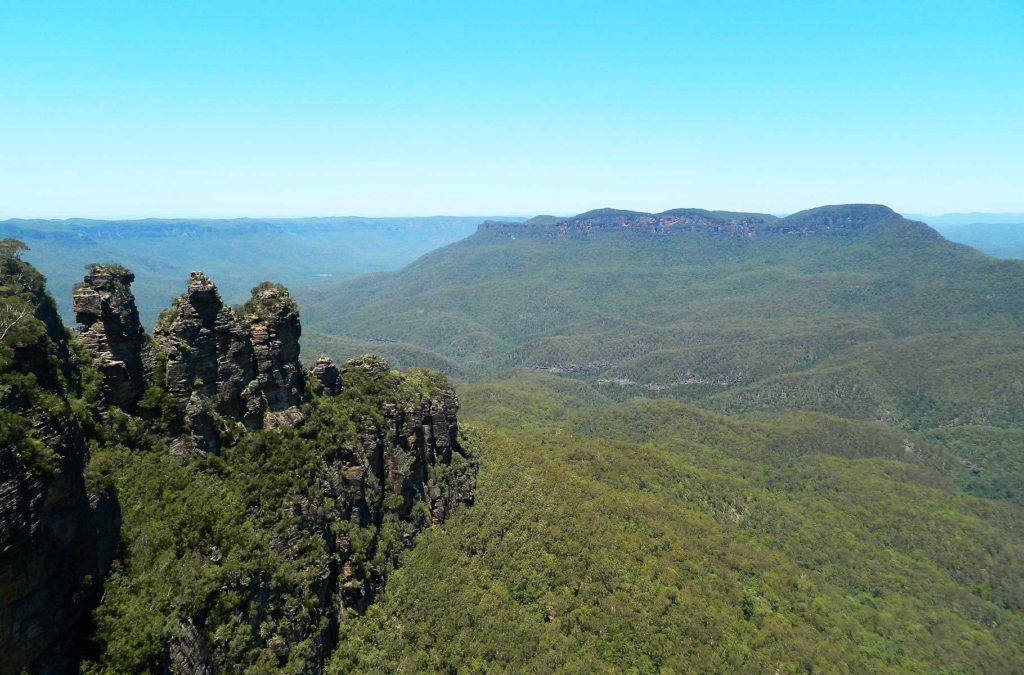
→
(1, 1, 1022, 219)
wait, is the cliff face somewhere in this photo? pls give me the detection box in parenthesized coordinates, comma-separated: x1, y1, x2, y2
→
(82, 352, 478, 674)
(154, 272, 266, 452)
(310, 355, 342, 395)
(145, 273, 312, 452)
(72, 264, 148, 410)
(239, 282, 306, 428)
(0, 254, 119, 675)
(479, 204, 921, 239)
(325, 356, 476, 614)
(1, 255, 478, 673)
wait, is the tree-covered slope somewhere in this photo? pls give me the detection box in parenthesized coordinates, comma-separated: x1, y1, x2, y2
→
(298, 205, 1024, 503)
(301, 205, 1024, 377)
(327, 374, 1024, 673)
(0, 241, 119, 673)
(83, 361, 477, 673)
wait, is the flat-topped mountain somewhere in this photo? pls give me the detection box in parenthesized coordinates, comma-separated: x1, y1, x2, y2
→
(480, 204, 927, 238)
(4, 209, 1024, 672)
(300, 203, 1024, 504)
(303, 202, 1023, 377)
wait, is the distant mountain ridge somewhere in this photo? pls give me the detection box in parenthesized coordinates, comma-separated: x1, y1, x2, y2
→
(1, 215, 522, 326)
(912, 212, 1024, 226)
(481, 204, 933, 239)
(298, 202, 1024, 504)
(0, 215, 520, 239)
(5, 205, 1024, 672)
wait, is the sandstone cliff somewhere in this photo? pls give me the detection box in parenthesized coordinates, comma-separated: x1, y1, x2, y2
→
(71, 264, 148, 411)
(1, 255, 478, 673)
(154, 271, 266, 452)
(0, 253, 118, 675)
(479, 203, 923, 239)
(239, 281, 306, 428)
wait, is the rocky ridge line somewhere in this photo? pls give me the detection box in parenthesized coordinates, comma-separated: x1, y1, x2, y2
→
(480, 204, 920, 239)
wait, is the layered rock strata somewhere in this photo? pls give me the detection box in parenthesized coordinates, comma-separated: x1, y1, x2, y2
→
(154, 271, 265, 452)
(1, 260, 119, 675)
(310, 355, 342, 395)
(480, 204, 914, 239)
(239, 282, 305, 428)
(72, 264, 148, 410)
(319, 356, 476, 614)
(2, 260, 478, 672)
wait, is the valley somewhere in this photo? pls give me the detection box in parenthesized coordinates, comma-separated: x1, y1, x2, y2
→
(299, 205, 1024, 506)
(2, 204, 1023, 672)
(0, 216, 515, 326)
(5, 2, 1021, 671)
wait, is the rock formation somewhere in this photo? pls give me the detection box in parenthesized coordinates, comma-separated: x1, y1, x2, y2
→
(1, 257, 119, 674)
(310, 355, 342, 395)
(239, 282, 305, 428)
(2, 259, 478, 672)
(69, 270, 313, 453)
(480, 204, 914, 239)
(153, 272, 266, 452)
(322, 356, 476, 613)
(71, 264, 148, 410)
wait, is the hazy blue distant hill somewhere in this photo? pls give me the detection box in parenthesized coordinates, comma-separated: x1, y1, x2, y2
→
(929, 222, 1024, 259)
(912, 212, 1024, 226)
(2, 216, 521, 325)
(911, 213, 1024, 259)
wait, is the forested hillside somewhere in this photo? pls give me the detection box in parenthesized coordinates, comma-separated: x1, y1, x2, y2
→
(327, 373, 1024, 673)
(299, 205, 1024, 504)
(4, 204, 1024, 672)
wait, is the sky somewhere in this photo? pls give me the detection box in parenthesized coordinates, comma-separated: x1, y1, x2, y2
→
(1, 1, 1023, 218)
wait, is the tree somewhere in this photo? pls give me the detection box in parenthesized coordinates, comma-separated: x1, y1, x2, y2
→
(0, 238, 29, 260)
(0, 303, 31, 341)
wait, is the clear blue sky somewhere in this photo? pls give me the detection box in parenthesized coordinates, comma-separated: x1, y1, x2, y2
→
(2, 1, 1022, 218)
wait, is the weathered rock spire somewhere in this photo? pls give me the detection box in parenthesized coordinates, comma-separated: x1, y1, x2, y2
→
(239, 282, 305, 428)
(153, 271, 265, 452)
(72, 264, 147, 410)
(310, 355, 342, 395)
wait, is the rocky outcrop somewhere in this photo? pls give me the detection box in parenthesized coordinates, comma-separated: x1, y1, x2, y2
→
(108, 354, 477, 669)
(323, 356, 476, 613)
(386, 386, 472, 526)
(70, 270, 316, 454)
(310, 355, 342, 395)
(239, 282, 305, 429)
(168, 620, 215, 675)
(4, 261, 479, 672)
(72, 264, 148, 410)
(480, 204, 915, 239)
(153, 272, 265, 452)
(1, 255, 119, 675)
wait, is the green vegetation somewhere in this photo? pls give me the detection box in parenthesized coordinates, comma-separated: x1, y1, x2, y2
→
(328, 374, 1024, 673)
(7, 203, 1024, 672)
(82, 363, 470, 673)
(237, 280, 299, 317)
(298, 206, 1024, 504)
(0, 241, 85, 475)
